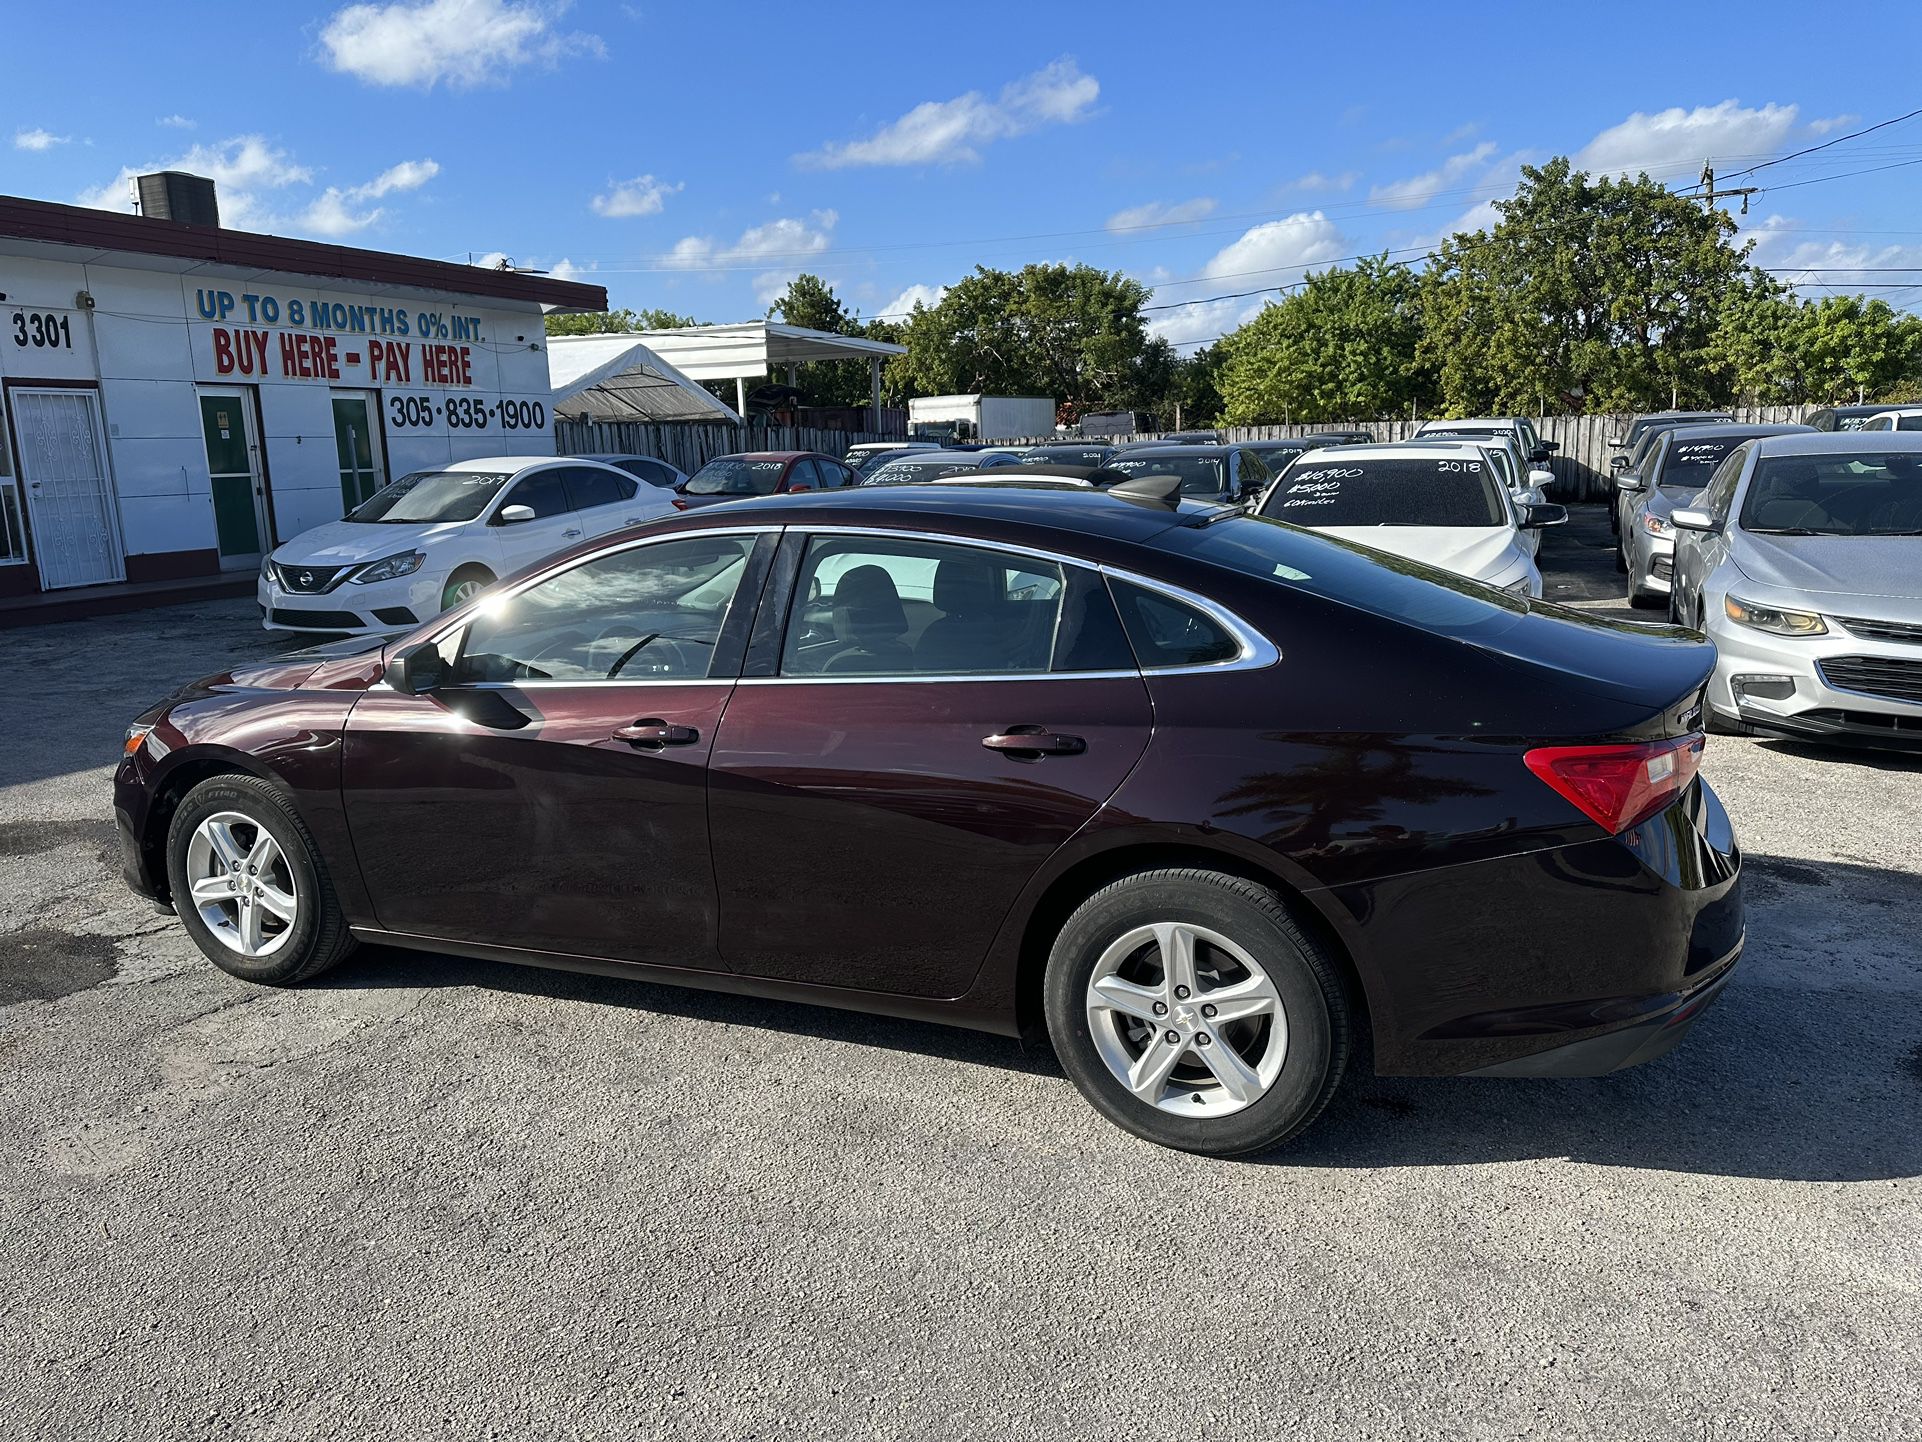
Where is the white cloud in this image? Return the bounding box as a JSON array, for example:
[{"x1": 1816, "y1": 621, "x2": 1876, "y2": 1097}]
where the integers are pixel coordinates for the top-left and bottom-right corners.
[
  {"x1": 1807, "y1": 114, "x2": 1859, "y2": 136},
  {"x1": 796, "y1": 58, "x2": 1097, "y2": 169},
  {"x1": 548, "y1": 257, "x2": 587, "y2": 282},
  {"x1": 14, "y1": 128, "x2": 69, "y2": 152},
  {"x1": 1575, "y1": 100, "x2": 1798, "y2": 179},
  {"x1": 1147, "y1": 211, "x2": 1347, "y2": 348},
  {"x1": 1369, "y1": 141, "x2": 1499, "y2": 209},
  {"x1": 356, "y1": 157, "x2": 440, "y2": 197},
  {"x1": 664, "y1": 210, "x2": 838, "y2": 270},
  {"x1": 1287, "y1": 170, "x2": 1358, "y2": 193},
  {"x1": 591, "y1": 174, "x2": 682, "y2": 218},
  {"x1": 77, "y1": 137, "x2": 436, "y2": 240},
  {"x1": 878, "y1": 282, "x2": 946, "y2": 317},
  {"x1": 1741, "y1": 213, "x2": 1922, "y2": 302},
  {"x1": 1105, "y1": 197, "x2": 1215, "y2": 232},
  {"x1": 318, "y1": 0, "x2": 603, "y2": 89},
  {"x1": 157, "y1": 114, "x2": 195, "y2": 130}
]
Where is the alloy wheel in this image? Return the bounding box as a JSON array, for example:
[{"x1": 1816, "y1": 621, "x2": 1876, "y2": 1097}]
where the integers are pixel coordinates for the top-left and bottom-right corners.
[
  {"x1": 444, "y1": 576, "x2": 487, "y2": 608},
  {"x1": 1085, "y1": 921, "x2": 1288, "y2": 1117},
  {"x1": 184, "y1": 812, "x2": 299, "y2": 958}
]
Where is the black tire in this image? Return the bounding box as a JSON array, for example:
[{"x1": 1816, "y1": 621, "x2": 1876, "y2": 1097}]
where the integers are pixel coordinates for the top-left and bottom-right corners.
[
  {"x1": 1614, "y1": 532, "x2": 1629, "y2": 573},
  {"x1": 440, "y1": 565, "x2": 495, "y2": 613},
  {"x1": 164, "y1": 774, "x2": 356, "y2": 986},
  {"x1": 1043, "y1": 868, "x2": 1352, "y2": 1157},
  {"x1": 1628, "y1": 587, "x2": 1662, "y2": 610}
]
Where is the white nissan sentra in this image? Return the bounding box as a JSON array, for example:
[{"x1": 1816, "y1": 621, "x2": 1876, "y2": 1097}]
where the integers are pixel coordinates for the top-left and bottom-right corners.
[
  {"x1": 1256, "y1": 443, "x2": 1561, "y2": 595},
  {"x1": 259, "y1": 456, "x2": 674, "y2": 636}
]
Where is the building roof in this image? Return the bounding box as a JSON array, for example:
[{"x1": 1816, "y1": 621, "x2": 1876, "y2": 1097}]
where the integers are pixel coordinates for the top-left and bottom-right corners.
[
  {"x1": 632, "y1": 321, "x2": 904, "y2": 382},
  {"x1": 0, "y1": 193, "x2": 607, "y2": 312},
  {"x1": 546, "y1": 335, "x2": 743, "y2": 424}
]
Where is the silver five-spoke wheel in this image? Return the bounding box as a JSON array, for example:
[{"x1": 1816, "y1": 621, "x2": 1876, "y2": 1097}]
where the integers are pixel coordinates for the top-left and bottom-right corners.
[
  {"x1": 1085, "y1": 921, "x2": 1288, "y2": 1117},
  {"x1": 185, "y1": 812, "x2": 299, "y2": 958}
]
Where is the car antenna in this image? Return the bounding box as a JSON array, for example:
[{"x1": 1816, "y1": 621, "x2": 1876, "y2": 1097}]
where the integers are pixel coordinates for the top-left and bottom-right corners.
[{"x1": 1106, "y1": 472, "x2": 1183, "y2": 508}]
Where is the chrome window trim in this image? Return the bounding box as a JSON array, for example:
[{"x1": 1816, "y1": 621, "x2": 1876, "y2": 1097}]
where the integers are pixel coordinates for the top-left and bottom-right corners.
[{"x1": 742, "y1": 524, "x2": 1279, "y2": 686}]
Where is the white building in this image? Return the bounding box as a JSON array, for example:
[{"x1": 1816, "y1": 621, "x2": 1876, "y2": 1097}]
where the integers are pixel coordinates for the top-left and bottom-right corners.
[{"x1": 0, "y1": 187, "x2": 604, "y2": 602}]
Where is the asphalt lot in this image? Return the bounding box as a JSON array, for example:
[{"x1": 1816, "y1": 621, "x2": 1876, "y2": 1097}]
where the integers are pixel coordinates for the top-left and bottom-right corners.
[{"x1": 2, "y1": 506, "x2": 1918, "y2": 1441}]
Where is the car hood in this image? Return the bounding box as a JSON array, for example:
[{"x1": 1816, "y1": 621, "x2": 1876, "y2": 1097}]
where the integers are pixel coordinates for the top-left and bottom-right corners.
[
  {"x1": 272, "y1": 519, "x2": 467, "y2": 565},
  {"x1": 1313, "y1": 525, "x2": 1522, "y2": 581},
  {"x1": 1733, "y1": 532, "x2": 1922, "y2": 602},
  {"x1": 217, "y1": 636, "x2": 389, "y2": 693}
]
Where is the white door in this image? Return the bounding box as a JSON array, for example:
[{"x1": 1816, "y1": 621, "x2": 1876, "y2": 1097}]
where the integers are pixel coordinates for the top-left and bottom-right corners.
[
  {"x1": 12, "y1": 388, "x2": 124, "y2": 589},
  {"x1": 197, "y1": 387, "x2": 272, "y2": 571}
]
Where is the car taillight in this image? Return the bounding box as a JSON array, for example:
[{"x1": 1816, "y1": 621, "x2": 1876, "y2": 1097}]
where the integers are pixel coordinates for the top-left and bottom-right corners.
[
  {"x1": 1523, "y1": 734, "x2": 1704, "y2": 834},
  {"x1": 671, "y1": 498, "x2": 690, "y2": 511}
]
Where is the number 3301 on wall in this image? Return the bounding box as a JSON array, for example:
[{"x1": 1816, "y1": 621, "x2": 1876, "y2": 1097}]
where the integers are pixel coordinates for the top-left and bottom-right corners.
[{"x1": 9, "y1": 312, "x2": 74, "y2": 349}]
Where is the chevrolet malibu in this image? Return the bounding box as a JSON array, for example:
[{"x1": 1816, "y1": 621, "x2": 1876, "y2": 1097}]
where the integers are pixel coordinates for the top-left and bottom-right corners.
[
  {"x1": 120, "y1": 482, "x2": 1742, "y2": 1156},
  {"x1": 1669, "y1": 431, "x2": 1922, "y2": 748},
  {"x1": 260, "y1": 456, "x2": 672, "y2": 636}
]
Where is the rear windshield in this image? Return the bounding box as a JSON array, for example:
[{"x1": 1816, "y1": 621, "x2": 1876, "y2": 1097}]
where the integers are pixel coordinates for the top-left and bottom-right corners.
[
  {"x1": 349, "y1": 471, "x2": 510, "y2": 523},
  {"x1": 1106, "y1": 454, "x2": 1225, "y2": 497},
  {"x1": 1021, "y1": 446, "x2": 1112, "y2": 466},
  {"x1": 864, "y1": 456, "x2": 979, "y2": 485},
  {"x1": 684, "y1": 458, "x2": 788, "y2": 496},
  {"x1": 1262, "y1": 456, "x2": 1505, "y2": 526},
  {"x1": 1740, "y1": 452, "x2": 1922, "y2": 536},
  {"x1": 1656, "y1": 436, "x2": 1746, "y2": 494}
]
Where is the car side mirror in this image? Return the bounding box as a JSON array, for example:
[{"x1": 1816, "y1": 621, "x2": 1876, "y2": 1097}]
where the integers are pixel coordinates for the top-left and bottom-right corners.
[
  {"x1": 1528, "y1": 468, "x2": 1555, "y2": 487},
  {"x1": 1609, "y1": 456, "x2": 1630, "y2": 472},
  {"x1": 1528, "y1": 446, "x2": 1553, "y2": 463},
  {"x1": 1539, "y1": 440, "x2": 1559, "y2": 454},
  {"x1": 497, "y1": 504, "x2": 536, "y2": 525},
  {"x1": 387, "y1": 640, "x2": 444, "y2": 695},
  {"x1": 1615, "y1": 474, "x2": 1646, "y2": 492},
  {"x1": 1670, "y1": 507, "x2": 1721, "y2": 534},
  {"x1": 1520, "y1": 502, "x2": 1567, "y2": 530}
]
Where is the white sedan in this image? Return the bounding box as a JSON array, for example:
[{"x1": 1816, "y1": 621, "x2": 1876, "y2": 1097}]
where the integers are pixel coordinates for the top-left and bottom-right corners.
[
  {"x1": 1256, "y1": 444, "x2": 1561, "y2": 596},
  {"x1": 259, "y1": 456, "x2": 673, "y2": 636}
]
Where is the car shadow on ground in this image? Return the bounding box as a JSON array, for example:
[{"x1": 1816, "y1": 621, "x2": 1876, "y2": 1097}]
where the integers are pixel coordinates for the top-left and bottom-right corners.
[{"x1": 319, "y1": 852, "x2": 1921, "y2": 1185}]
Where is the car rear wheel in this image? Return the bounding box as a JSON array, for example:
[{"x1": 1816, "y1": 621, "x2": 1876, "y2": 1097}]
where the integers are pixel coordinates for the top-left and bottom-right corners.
[
  {"x1": 441, "y1": 565, "x2": 495, "y2": 612},
  {"x1": 1044, "y1": 868, "x2": 1351, "y2": 1157},
  {"x1": 165, "y1": 775, "x2": 356, "y2": 986}
]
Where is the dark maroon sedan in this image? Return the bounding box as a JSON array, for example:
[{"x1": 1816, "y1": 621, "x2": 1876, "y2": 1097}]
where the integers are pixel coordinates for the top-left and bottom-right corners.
[
  {"x1": 115, "y1": 483, "x2": 1743, "y2": 1156},
  {"x1": 671, "y1": 451, "x2": 858, "y2": 511}
]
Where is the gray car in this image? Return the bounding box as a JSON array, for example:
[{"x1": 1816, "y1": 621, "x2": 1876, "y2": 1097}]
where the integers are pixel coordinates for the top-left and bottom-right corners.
[
  {"x1": 1616, "y1": 423, "x2": 1814, "y2": 607},
  {"x1": 1668, "y1": 432, "x2": 1922, "y2": 747}
]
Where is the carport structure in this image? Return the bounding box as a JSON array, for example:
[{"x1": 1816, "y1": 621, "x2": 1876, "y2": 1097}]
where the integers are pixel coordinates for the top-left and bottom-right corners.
[
  {"x1": 633, "y1": 321, "x2": 905, "y2": 419},
  {"x1": 545, "y1": 335, "x2": 744, "y2": 424}
]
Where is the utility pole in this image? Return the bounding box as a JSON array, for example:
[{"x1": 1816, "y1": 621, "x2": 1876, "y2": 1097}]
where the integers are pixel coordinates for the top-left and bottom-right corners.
[{"x1": 1694, "y1": 160, "x2": 1759, "y2": 215}]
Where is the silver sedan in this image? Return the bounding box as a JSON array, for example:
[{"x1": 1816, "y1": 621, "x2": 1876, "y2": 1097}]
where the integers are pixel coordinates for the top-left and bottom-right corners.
[{"x1": 1669, "y1": 432, "x2": 1922, "y2": 748}]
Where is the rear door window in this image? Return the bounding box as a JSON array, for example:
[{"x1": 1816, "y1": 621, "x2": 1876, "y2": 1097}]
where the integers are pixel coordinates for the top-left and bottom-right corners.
[
  {"x1": 1110, "y1": 581, "x2": 1241, "y2": 669},
  {"x1": 562, "y1": 466, "x2": 638, "y2": 511}
]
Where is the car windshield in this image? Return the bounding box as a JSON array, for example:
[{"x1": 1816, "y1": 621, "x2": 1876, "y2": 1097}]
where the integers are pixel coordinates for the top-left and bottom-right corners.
[
  {"x1": 864, "y1": 456, "x2": 979, "y2": 485},
  {"x1": 1739, "y1": 452, "x2": 1922, "y2": 535},
  {"x1": 348, "y1": 470, "x2": 511, "y2": 524},
  {"x1": 1106, "y1": 454, "x2": 1225, "y2": 497},
  {"x1": 1657, "y1": 436, "x2": 1750, "y2": 496},
  {"x1": 683, "y1": 458, "x2": 789, "y2": 496},
  {"x1": 1262, "y1": 456, "x2": 1506, "y2": 526}
]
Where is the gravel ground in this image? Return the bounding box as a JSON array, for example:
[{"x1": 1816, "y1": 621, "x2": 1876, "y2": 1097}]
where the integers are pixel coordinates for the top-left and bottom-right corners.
[{"x1": 2, "y1": 509, "x2": 1918, "y2": 1441}]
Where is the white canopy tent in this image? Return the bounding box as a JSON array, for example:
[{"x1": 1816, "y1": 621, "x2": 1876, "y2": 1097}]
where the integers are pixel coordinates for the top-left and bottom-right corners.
[
  {"x1": 633, "y1": 321, "x2": 906, "y2": 416},
  {"x1": 545, "y1": 335, "x2": 744, "y2": 424}
]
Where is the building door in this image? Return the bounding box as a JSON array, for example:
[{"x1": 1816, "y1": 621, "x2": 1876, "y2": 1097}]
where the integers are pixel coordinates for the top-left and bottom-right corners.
[
  {"x1": 11, "y1": 387, "x2": 124, "y2": 590},
  {"x1": 197, "y1": 388, "x2": 271, "y2": 571},
  {"x1": 331, "y1": 391, "x2": 385, "y2": 511}
]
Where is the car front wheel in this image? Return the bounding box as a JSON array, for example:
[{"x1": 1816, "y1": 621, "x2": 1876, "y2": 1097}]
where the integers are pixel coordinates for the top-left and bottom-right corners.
[
  {"x1": 164, "y1": 774, "x2": 356, "y2": 986},
  {"x1": 441, "y1": 565, "x2": 495, "y2": 612},
  {"x1": 1044, "y1": 868, "x2": 1352, "y2": 1157}
]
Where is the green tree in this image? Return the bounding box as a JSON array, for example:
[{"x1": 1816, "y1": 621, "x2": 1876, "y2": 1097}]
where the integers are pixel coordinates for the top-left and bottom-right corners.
[
  {"x1": 1165, "y1": 344, "x2": 1226, "y2": 428},
  {"x1": 1216, "y1": 256, "x2": 1433, "y2": 422},
  {"x1": 544, "y1": 306, "x2": 698, "y2": 337},
  {"x1": 1419, "y1": 157, "x2": 1750, "y2": 413},
  {"x1": 764, "y1": 273, "x2": 879, "y2": 407},
  {"x1": 1712, "y1": 278, "x2": 1922, "y2": 404},
  {"x1": 901, "y1": 263, "x2": 1169, "y2": 416}
]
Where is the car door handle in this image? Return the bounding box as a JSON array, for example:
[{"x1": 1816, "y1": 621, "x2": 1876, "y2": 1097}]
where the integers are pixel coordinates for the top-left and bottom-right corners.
[
  {"x1": 562, "y1": 527, "x2": 583, "y2": 539},
  {"x1": 613, "y1": 720, "x2": 699, "y2": 748},
  {"x1": 982, "y1": 726, "x2": 1085, "y2": 758}
]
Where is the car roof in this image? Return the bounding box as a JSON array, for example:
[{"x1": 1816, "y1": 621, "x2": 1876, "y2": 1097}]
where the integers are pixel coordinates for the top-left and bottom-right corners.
[
  {"x1": 713, "y1": 450, "x2": 810, "y2": 462},
  {"x1": 1870, "y1": 406, "x2": 1922, "y2": 416},
  {"x1": 1747, "y1": 432, "x2": 1922, "y2": 455},
  {"x1": 1660, "y1": 422, "x2": 1814, "y2": 443},
  {"x1": 431, "y1": 456, "x2": 559, "y2": 472},
  {"x1": 1289, "y1": 443, "x2": 1470, "y2": 462},
  {"x1": 1110, "y1": 444, "x2": 1235, "y2": 458}
]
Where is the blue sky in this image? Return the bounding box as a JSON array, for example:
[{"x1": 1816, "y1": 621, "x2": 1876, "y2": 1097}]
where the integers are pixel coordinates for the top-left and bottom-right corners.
[{"x1": 7, "y1": 0, "x2": 1922, "y2": 350}]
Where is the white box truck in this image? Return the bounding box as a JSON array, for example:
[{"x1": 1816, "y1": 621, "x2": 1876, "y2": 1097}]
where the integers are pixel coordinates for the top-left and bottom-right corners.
[{"x1": 907, "y1": 394, "x2": 1056, "y2": 442}]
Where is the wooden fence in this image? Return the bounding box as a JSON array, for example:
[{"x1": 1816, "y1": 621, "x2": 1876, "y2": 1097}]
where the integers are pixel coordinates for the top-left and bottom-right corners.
[{"x1": 554, "y1": 418, "x2": 906, "y2": 473}]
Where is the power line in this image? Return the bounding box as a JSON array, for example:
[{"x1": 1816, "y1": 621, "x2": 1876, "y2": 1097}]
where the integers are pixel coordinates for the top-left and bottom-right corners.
[{"x1": 1723, "y1": 107, "x2": 1922, "y2": 182}]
